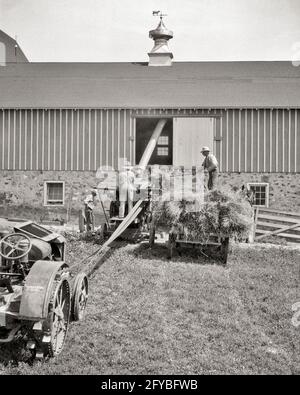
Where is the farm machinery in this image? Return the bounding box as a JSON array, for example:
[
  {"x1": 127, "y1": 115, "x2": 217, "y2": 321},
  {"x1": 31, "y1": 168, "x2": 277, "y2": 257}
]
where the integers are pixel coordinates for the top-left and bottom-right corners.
[
  {"x1": 0, "y1": 220, "x2": 88, "y2": 359},
  {"x1": 91, "y1": 118, "x2": 233, "y2": 264},
  {"x1": 96, "y1": 166, "x2": 231, "y2": 265}
]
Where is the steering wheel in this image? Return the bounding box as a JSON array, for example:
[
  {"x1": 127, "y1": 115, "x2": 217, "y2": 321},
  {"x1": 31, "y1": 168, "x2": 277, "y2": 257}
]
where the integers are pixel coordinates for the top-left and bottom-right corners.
[{"x1": 0, "y1": 233, "x2": 32, "y2": 260}]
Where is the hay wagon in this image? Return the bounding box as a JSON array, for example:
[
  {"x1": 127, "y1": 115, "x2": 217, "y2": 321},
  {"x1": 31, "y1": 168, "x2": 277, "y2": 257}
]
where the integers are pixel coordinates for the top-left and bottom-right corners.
[
  {"x1": 148, "y1": 189, "x2": 254, "y2": 265},
  {"x1": 148, "y1": 216, "x2": 230, "y2": 265},
  {"x1": 97, "y1": 175, "x2": 230, "y2": 265},
  {"x1": 95, "y1": 166, "x2": 250, "y2": 267}
]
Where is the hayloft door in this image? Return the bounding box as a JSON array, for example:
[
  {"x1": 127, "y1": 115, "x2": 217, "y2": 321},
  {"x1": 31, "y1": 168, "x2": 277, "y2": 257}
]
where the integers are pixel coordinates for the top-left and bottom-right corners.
[
  {"x1": 173, "y1": 118, "x2": 214, "y2": 167},
  {"x1": 135, "y1": 118, "x2": 173, "y2": 165}
]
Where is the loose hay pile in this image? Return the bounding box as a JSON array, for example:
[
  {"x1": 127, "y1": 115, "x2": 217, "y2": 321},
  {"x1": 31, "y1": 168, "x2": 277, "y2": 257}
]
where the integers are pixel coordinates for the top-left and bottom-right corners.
[{"x1": 151, "y1": 188, "x2": 254, "y2": 243}]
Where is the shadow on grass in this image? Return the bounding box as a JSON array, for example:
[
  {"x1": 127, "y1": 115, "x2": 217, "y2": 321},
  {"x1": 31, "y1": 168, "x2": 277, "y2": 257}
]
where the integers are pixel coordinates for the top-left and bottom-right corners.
[{"x1": 129, "y1": 242, "x2": 227, "y2": 267}]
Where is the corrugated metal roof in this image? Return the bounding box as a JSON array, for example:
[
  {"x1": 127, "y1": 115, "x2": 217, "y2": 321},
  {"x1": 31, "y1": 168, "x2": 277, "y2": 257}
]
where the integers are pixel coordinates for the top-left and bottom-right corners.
[{"x1": 0, "y1": 61, "x2": 299, "y2": 108}]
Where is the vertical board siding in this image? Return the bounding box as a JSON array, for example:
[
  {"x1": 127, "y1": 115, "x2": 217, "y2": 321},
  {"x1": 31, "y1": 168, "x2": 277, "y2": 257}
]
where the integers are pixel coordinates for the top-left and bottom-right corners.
[
  {"x1": 284, "y1": 110, "x2": 289, "y2": 173},
  {"x1": 0, "y1": 109, "x2": 133, "y2": 171},
  {"x1": 218, "y1": 108, "x2": 300, "y2": 173},
  {"x1": 0, "y1": 108, "x2": 299, "y2": 172},
  {"x1": 264, "y1": 110, "x2": 270, "y2": 172},
  {"x1": 215, "y1": 116, "x2": 221, "y2": 170},
  {"x1": 227, "y1": 110, "x2": 233, "y2": 171},
  {"x1": 278, "y1": 110, "x2": 283, "y2": 172},
  {"x1": 290, "y1": 110, "x2": 295, "y2": 173},
  {"x1": 296, "y1": 110, "x2": 300, "y2": 172}
]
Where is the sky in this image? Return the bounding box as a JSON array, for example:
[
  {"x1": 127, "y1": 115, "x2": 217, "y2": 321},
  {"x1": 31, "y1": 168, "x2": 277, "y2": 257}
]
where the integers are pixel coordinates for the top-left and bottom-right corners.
[{"x1": 0, "y1": 0, "x2": 300, "y2": 62}]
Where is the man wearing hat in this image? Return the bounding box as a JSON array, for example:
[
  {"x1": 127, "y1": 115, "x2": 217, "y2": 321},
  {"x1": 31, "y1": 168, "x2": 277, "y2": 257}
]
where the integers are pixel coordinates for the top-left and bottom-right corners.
[
  {"x1": 84, "y1": 188, "x2": 99, "y2": 232},
  {"x1": 201, "y1": 147, "x2": 219, "y2": 190}
]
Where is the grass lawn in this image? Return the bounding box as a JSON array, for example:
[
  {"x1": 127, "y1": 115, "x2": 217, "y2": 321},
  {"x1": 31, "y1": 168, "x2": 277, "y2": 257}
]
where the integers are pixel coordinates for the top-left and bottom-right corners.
[{"x1": 0, "y1": 241, "x2": 299, "y2": 375}]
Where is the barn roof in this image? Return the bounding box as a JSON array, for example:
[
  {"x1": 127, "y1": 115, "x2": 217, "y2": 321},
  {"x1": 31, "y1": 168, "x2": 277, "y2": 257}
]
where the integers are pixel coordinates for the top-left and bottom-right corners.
[{"x1": 0, "y1": 61, "x2": 299, "y2": 109}]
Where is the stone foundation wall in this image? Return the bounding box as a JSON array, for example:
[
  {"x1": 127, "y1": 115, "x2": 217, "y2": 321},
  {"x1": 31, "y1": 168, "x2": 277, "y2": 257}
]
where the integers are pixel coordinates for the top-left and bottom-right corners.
[
  {"x1": 0, "y1": 171, "x2": 101, "y2": 224},
  {"x1": 218, "y1": 173, "x2": 300, "y2": 212},
  {"x1": 0, "y1": 171, "x2": 299, "y2": 225}
]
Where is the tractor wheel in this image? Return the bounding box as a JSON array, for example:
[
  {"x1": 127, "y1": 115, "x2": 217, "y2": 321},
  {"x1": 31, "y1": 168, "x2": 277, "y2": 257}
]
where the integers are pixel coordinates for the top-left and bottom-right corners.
[
  {"x1": 71, "y1": 273, "x2": 89, "y2": 321},
  {"x1": 40, "y1": 278, "x2": 71, "y2": 358}
]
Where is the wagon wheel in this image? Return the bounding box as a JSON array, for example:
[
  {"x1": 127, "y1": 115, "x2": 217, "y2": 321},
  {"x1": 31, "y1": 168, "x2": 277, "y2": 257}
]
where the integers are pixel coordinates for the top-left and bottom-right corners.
[
  {"x1": 71, "y1": 273, "x2": 89, "y2": 321},
  {"x1": 41, "y1": 278, "x2": 71, "y2": 358},
  {"x1": 220, "y1": 237, "x2": 230, "y2": 266}
]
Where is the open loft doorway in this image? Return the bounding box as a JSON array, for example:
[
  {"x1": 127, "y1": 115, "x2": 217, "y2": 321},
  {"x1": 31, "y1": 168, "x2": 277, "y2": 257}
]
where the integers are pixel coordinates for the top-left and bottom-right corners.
[
  {"x1": 136, "y1": 118, "x2": 173, "y2": 165},
  {"x1": 135, "y1": 117, "x2": 215, "y2": 166}
]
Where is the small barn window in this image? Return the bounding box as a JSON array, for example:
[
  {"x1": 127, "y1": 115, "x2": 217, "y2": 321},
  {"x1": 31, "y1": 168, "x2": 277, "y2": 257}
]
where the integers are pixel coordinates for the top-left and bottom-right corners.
[
  {"x1": 44, "y1": 181, "x2": 65, "y2": 206},
  {"x1": 157, "y1": 147, "x2": 169, "y2": 156},
  {"x1": 247, "y1": 183, "x2": 269, "y2": 207},
  {"x1": 158, "y1": 136, "x2": 169, "y2": 145}
]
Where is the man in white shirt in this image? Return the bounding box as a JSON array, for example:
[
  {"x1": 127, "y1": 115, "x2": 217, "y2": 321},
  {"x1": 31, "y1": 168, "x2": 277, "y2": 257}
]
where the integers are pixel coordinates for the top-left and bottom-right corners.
[
  {"x1": 118, "y1": 165, "x2": 135, "y2": 218},
  {"x1": 201, "y1": 146, "x2": 219, "y2": 190}
]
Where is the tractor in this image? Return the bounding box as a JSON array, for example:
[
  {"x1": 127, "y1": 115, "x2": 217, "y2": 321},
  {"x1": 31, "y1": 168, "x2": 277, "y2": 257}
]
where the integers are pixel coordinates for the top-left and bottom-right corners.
[{"x1": 0, "y1": 220, "x2": 88, "y2": 359}]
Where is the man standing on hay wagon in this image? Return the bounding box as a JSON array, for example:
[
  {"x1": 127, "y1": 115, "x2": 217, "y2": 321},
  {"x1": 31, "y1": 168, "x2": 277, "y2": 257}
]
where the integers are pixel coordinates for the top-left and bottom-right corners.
[{"x1": 201, "y1": 146, "x2": 219, "y2": 190}]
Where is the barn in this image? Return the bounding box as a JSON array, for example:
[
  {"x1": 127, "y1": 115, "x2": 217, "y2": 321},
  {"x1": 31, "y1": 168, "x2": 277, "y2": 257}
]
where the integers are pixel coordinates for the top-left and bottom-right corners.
[{"x1": 0, "y1": 19, "x2": 299, "y2": 223}]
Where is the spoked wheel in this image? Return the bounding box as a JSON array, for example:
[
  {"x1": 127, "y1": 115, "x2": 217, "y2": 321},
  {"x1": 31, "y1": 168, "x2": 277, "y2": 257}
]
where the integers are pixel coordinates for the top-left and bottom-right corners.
[
  {"x1": 71, "y1": 273, "x2": 89, "y2": 321},
  {"x1": 42, "y1": 278, "x2": 71, "y2": 358}
]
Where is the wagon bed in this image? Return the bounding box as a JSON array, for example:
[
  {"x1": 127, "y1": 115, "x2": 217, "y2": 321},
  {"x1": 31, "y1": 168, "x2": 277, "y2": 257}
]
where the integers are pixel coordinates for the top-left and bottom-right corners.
[{"x1": 149, "y1": 221, "x2": 230, "y2": 265}]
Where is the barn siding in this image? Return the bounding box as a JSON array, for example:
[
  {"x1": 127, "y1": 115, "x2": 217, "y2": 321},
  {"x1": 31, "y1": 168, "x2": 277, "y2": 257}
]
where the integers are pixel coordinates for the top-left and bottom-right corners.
[
  {"x1": 216, "y1": 108, "x2": 300, "y2": 173},
  {"x1": 0, "y1": 109, "x2": 133, "y2": 171},
  {"x1": 0, "y1": 108, "x2": 299, "y2": 172}
]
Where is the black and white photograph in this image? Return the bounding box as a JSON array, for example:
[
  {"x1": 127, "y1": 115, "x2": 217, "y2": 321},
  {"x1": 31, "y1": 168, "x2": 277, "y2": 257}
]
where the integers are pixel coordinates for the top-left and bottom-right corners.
[{"x1": 0, "y1": 0, "x2": 299, "y2": 378}]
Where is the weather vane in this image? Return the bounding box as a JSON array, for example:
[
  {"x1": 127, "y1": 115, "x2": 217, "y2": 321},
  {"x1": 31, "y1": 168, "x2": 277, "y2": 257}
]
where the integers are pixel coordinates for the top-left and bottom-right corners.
[{"x1": 152, "y1": 10, "x2": 168, "y2": 20}]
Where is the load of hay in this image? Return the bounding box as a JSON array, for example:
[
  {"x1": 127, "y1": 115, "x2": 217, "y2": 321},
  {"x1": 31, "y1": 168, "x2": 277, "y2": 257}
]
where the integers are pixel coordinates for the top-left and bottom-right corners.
[{"x1": 151, "y1": 188, "x2": 254, "y2": 243}]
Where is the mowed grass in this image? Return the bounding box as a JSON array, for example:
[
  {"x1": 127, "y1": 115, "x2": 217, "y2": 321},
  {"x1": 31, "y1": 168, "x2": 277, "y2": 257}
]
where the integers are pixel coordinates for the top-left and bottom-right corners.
[{"x1": 1, "y1": 242, "x2": 299, "y2": 375}]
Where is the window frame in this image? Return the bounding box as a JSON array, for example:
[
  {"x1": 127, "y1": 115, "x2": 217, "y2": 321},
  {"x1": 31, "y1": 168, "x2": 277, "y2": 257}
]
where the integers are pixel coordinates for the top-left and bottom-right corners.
[
  {"x1": 157, "y1": 146, "x2": 169, "y2": 156},
  {"x1": 44, "y1": 181, "x2": 65, "y2": 207},
  {"x1": 246, "y1": 182, "x2": 270, "y2": 208},
  {"x1": 158, "y1": 136, "x2": 169, "y2": 145}
]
